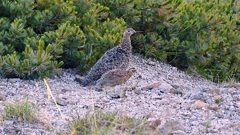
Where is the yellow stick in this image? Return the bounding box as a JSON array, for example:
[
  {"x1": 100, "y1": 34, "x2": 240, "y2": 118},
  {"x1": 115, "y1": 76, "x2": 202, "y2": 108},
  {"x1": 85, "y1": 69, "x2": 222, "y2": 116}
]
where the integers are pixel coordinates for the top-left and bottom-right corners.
[{"x1": 43, "y1": 78, "x2": 66, "y2": 123}]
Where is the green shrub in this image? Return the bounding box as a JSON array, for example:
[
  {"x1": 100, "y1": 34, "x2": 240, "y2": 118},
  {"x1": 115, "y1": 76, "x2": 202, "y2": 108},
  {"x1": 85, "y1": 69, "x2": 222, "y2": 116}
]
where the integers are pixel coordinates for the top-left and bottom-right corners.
[
  {"x1": 0, "y1": 0, "x2": 126, "y2": 78},
  {"x1": 98, "y1": 0, "x2": 240, "y2": 81}
]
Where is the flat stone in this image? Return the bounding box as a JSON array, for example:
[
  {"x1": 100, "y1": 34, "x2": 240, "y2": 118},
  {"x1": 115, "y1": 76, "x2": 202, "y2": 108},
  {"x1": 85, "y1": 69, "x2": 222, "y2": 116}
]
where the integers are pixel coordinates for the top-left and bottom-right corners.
[
  {"x1": 8, "y1": 78, "x2": 19, "y2": 83},
  {"x1": 158, "y1": 120, "x2": 184, "y2": 134},
  {"x1": 6, "y1": 91, "x2": 14, "y2": 97},
  {"x1": 236, "y1": 102, "x2": 240, "y2": 108},
  {"x1": 147, "y1": 60, "x2": 156, "y2": 66},
  {"x1": 55, "y1": 97, "x2": 67, "y2": 106},
  {"x1": 141, "y1": 82, "x2": 161, "y2": 91},
  {"x1": 147, "y1": 119, "x2": 161, "y2": 130},
  {"x1": 209, "y1": 104, "x2": 219, "y2": 111},
  {"x1": 171, "y1": 84, "x2": 180, "y2": 89},
  {"x1": 107, "y1": 88, "x2": 126, "y2": 99},
  {"x1": 169, "y1": 88, "x2": 183, "y2": 95},
  {"x1": 192, "y1": 100, "x2": 209, "y2": 108},
  {"x1": 75, "y1": 75, "x2": 84, "y2": 83},
  {"x1": 134, "y1": 89, "x2": 142, "y2": 94},
  {"x1": 0, "y1": 94, "x2": 6, "y2": 101},
  {"x1": 4, "y1": 120, "x2": 14, "y2": 126},
  {"x1": 171, "y1": 130, "x2": 187, "y2": 135}
]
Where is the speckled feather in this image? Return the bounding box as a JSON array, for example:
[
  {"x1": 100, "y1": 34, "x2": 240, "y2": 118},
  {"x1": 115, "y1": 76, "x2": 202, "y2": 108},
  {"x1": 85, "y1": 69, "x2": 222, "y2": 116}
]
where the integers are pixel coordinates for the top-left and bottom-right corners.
[
  {"x1": 81, "y1": 28, "x2": 136, "y2": 86},
  {"x1": 96, "y1": 68, "x2": 137, "y2": 87}
]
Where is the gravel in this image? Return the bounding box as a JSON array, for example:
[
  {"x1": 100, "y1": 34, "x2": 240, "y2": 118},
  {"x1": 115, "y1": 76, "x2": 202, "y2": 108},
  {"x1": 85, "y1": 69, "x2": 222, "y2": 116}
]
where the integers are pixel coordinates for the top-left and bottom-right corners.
[{"x1": 0, "y1": 55, "x2": 239, "y2": 135}]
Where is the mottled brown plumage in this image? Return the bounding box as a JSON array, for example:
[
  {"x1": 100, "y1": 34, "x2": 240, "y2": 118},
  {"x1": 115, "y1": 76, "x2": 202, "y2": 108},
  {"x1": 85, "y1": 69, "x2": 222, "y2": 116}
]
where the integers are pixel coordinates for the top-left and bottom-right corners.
[
  {"x1": 81, "y1": 28, "x2": 136, "y2": 86},
  {"x1": 96, "y1": 68, "x2": 137, "y2": 87}
]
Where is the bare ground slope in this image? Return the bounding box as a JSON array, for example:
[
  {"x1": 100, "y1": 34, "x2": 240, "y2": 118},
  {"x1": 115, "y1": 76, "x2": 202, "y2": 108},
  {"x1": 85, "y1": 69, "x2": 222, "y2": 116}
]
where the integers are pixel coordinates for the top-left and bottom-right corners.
[{"x1": 0, "y1": 55, "x2": 239, "y2": 134}]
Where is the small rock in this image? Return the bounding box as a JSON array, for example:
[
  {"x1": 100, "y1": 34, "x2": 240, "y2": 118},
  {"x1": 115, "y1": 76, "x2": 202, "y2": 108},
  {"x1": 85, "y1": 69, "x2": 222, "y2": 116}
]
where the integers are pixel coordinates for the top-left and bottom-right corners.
[
  {"x1": 211, "y1": 89, "x2": 220, "y2": 95},
  {"x1": 4, "y1": 120, "x2": 14, "y2": 126},
  {"x1": 31, "y1": 132, "x2": 37, "y2": 135},
  {"x1": 56, "y1": 68, "x2": 63, "y2": 77},
  {"x1": 55, "y1": 97, "x2": 67, "y2": 106},
  {"x1": 75, "y1": 75, "x2": 84, "y2": 83},
  {"x1": 147, "y1": 119, "x2": 161, "y2": 130},
  {"x1": 141, "y1": 82, "x2": 161, "y2": 91},
  {"x1": 0, "y1": 93, "x2": 6, "y2": 101},
  {"x1": 6, "y1": 91, "x2": 14, "y2": 97},
  {"x1": 229, "y1": 106, "x2": 235, "y2": 111},
  {"x1": 107, "y1": 88, "x2": 126, "y2": 99},
  {"x1": 171, "y1": 130, "x2": 187, "y2": 135},
  {"x1": 171, "y1": 84, "x2": 180, "y2": 89},
  {"x1": 209, "y1": 104, "x2": 219, "y2": 111},
  {"x1": 134, "y1": 89, "x2": 142, "y2": 94},
  {"x1": 236, "y1": 102, "x2": 240, "y2": 108},
  {"x1": 61, "y1": 88, "x2": 72, "y2": 93},
  {"x1": 158, "y1": 98, "x2": 170, "y2": 105},
  {"x1": 147, "y1": 60, "x2": 156, "y2": 66},
  {"x1": 192, "y1": 100, "x2": 209, "y2": 108},
  {"x1": 142, "y1": 80, "x2": 175, "y2": 93},
  {"x1": 169, "y1": 89, "x2": 183, "y2": 95},
  {"x1": 93, "y1": 86, "x2": 103, "y2": 92},
  {"x1": 158, "y1": 120, "x2": 184, "y2": 134},
  {"x1": 8, "y1": 78, "x2": 19, "y2": 83},
  {"x1": 189, "y1": 92, "x2": 206, "y2": 102},
  {"x1": 18, "y1": 117, "x2": 23, "y2": 122}
]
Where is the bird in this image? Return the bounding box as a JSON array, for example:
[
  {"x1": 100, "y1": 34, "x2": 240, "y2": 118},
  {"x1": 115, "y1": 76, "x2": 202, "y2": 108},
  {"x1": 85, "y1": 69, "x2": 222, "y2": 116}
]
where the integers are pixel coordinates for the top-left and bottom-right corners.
[
  {"x1": 95, "y1": 67, "x2": 137, "y2": 87},
  {"x1": 81, "y1": 28, "x2": 136, "y2": 86}
]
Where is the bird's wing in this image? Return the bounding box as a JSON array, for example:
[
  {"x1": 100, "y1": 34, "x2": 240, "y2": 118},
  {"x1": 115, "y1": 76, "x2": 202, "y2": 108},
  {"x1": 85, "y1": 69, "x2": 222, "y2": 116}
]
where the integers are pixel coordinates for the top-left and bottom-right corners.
[
  {"x1": 101, "y1": 70, "x2": 126, "y2": 80},
  {"x1": 88, "y1": 47, "x2": 129, "y2": 76}
]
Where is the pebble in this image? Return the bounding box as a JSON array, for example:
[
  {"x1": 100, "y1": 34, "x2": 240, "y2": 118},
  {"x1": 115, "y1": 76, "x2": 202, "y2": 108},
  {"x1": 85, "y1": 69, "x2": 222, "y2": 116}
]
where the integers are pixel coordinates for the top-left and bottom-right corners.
[
  {"x1": 192, "y1": 100, "x2": 209, "y2": 108},
  {"x1": 55, "y1": 97, "x2": 67, "y2": 106},
  {"x1": 147, "y1": 60, "x2": 156, "y2": 66},
  {"x1": 3, "y1": 120, "x2": 14, "y2": 126},
  {"x1": 0, "y1": 93, "x2": 6, "y2": 101},
  {"x1": 229, "y1": 106, "x2": 235, "y2": 111},
  {"x1": 236, "y1": 102, "x2": 240, "y2": 108},
  {"x1": 209, "y1": 104, "x2": 219, "y2": 111},
  {"x1": 8, "y1": 78, "x2": 19, "y2": 83},
  {"x1": 158, "y1": 120, "x2": 184, "y2": 134}
]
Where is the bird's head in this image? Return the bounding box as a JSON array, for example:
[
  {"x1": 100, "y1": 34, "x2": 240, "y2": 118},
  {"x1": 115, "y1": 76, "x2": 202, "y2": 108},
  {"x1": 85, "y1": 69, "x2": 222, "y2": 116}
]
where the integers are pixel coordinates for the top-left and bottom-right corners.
[
  {"x1": 123, "y1": 28, "x2": 136, "y2": 37},
  {"x1": 128, "y1": 67, "x2": 137, "y2": 75}
]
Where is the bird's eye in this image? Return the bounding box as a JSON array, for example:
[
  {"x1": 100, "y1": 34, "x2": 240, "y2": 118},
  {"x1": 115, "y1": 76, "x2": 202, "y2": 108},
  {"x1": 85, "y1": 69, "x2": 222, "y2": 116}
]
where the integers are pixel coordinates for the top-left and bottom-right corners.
[{"x1": 128, "y1": 31, "x2": 130, "y2": 32}]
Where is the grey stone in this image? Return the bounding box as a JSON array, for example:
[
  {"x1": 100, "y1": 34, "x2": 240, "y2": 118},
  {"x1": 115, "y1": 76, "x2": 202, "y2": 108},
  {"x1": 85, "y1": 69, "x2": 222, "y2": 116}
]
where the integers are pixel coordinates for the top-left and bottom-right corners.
[
  {"x1": 4, "y1": 120, "x2": 14, "y2": 126},
  {"x1": 158, "y1": 120, "x2": 184, "y2": 134},
  {"x1": 229, "y1": 106, "x2": 235, "y2": 111},
  {"x1": 55, "y1": 97, "x2": 67, "y2": 106},
  {"x1": 8, "y1": 78, "x2": 19, "y2": 83},
  {"x1": 171, "y1": 130, "x2": 187, "y2": 135},
  {"x1": 6, "y1": 91, "x2": 14, "y2": 96}
]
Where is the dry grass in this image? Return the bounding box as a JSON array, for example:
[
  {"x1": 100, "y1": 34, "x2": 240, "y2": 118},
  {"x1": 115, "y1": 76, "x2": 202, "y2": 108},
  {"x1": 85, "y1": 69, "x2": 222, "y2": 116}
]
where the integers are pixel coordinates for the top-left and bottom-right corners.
[
  {"x1": 1, "y1": 99, "x2": 37, "y2": 122},
  {"x1": 67, "y1": 110, "x2": 161, "y2": 135}
]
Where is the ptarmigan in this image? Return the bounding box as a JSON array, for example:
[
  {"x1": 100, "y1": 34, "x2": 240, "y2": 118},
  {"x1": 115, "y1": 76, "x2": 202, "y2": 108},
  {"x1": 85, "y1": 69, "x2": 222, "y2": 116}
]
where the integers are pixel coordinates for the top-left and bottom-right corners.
[
  {"x1": 81, "y1": 28, "x2": 136, "y2": 86},
  {"x1": 96, "y1": 68, "x2": 137, "y2": 87}
]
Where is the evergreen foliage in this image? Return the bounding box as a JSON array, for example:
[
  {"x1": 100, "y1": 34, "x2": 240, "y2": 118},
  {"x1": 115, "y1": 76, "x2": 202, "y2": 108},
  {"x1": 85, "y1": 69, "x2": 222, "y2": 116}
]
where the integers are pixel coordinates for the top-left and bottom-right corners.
[
  {"x1": 0, "y1": 0, "x2": 239, "y2": 81},
  {"x1": 98, "y1": 0, "x2": 240, "y2": 81}
]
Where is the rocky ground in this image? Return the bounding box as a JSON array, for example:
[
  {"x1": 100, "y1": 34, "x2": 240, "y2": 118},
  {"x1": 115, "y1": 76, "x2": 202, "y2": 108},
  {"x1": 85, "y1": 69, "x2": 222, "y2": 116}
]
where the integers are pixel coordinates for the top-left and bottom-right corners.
[{"x1": 0, "y1": 55, "x2": 239, "y2": 135}]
